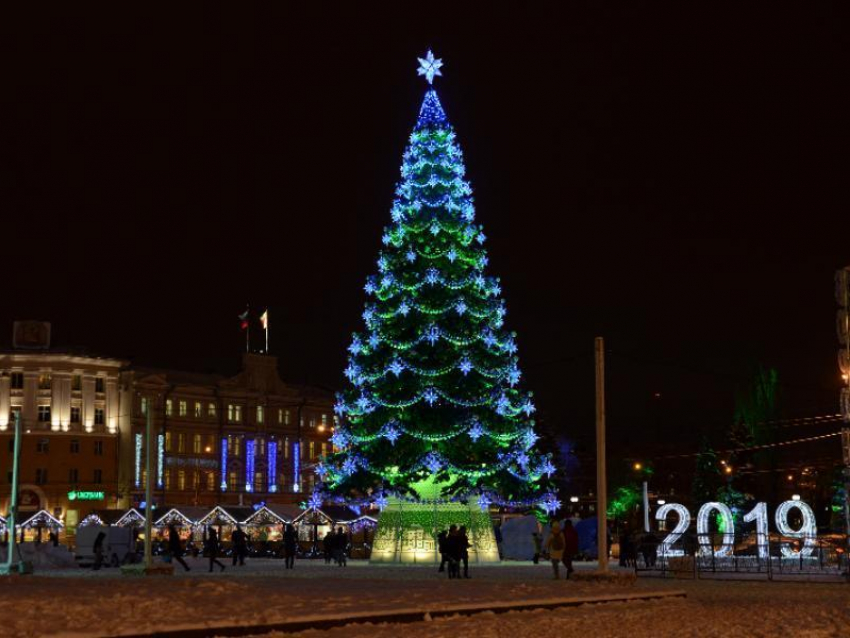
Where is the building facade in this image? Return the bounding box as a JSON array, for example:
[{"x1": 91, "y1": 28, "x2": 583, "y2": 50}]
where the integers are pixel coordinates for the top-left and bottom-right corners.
[
  {"x1": 0, "y1": 349, "x2": 126, "y2": 530},
  {"x1": 1, "y1": 325, "x2": 334, "y2": 533},
  {"x1": 120, "y1": 353, "x2": 335, "y2": 511}
]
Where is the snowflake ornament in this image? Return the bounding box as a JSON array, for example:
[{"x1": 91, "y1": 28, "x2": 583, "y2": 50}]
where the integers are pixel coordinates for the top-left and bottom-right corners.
[{"x1": 417, "y1": 49, "x2": 444, "y2": 85}]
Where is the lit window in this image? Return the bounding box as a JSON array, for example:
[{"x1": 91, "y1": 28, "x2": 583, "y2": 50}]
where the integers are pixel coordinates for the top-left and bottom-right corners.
[
  {"x1": 208, "y1": 403, "x2": 216, "y2": 418},
  {"x1": 257, "y1": 406, "x2": 264, "y2": 425},
  {"x1": 194, "y1": 402, "x2": 202, "y2": 418},
  {"x1": 254, "y1": 472, "x2": 263, "y2": 493},
  {"x1": 37, "y1": 405, "x2": 51, "y2": 423},
  {"x1": 206, "y1": 471, "x2": 215, "y2": 491},
  {"x1": 165, "y1": 432, "x2": 172, "y2": 452},
  {"x1": 228, "y1": 471, "x2": 237, "y2": 491},
  {"x1": 321, "y1": 413, "x2": 328, "y2": 427},
  {"x1": 178, "y1": 433, "x2": 185, "y2": 453},
  {"x1": 193, "y1": 434, "x2": 201, "y2": 454},
  {"x1": 309, "y1": 441, "x2": 315, "y2": 459},
  {"x1": 164, "y1": 470, "x2": 171, "y2": 489},
  {"x1": 178, "y1": 470, "x2": 186, "y2": 491},
  {"x1": 233, "y1": 436, "x2": 241, "y2": 457},
  {"x1": 141, "y1": 397, "x2": 148, "y2": 415},
  {"x1": 278, "y1": 408, "x2": 283, "y2": 424},
  {"x1": 309, "y1": 418, "x2": 316, "y2": 429},
  {"x1": 166, "y1": 399, "x2": 173, "y2": 416},
  {"x1": 284, "y1": 436, "x2": 289, "y2": 458},
  {"x1": 179, "y1": 400, "x2": 187, "y2": 417},
  {"x1": 257, "y1": 438, "x2": 265, "y2": 456},
  {"x1": 38, "y1": 374, "x2": 51, "y2": 390},
  {"x1": 321, "y1": 443, "x2": 328, "y2": 457},
  {"x1": 285, "y1": 410, "x2": 291, "y2": 425},
  {"x1": 228, "y1": 404, "x2": 243, "y2": 423}
]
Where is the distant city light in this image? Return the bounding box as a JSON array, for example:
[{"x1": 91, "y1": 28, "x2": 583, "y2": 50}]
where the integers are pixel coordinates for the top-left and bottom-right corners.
[{"x1": 569, "y1": 496, "x2": 579, "y2": 503}]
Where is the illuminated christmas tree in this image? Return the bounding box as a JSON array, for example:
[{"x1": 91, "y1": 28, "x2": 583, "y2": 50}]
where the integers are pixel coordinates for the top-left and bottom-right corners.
[{"x1": 317, "y1": 51, "x2": 558, "y2": 563}]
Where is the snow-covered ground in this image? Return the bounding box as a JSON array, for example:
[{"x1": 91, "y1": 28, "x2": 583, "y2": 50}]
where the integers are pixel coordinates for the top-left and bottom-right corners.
[{"x1": 0, "y1": 558, "x2": 846, "y2": 637}]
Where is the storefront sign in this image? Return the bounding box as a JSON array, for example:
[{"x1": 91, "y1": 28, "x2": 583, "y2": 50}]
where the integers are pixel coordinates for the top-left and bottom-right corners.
[{"x1": 67, "y1": 490, "x2": 105, "y2": 501}]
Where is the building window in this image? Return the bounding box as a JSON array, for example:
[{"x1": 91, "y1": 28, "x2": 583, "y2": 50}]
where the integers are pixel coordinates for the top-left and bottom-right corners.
[
  {"x1": 285, "y1": 410, "x2": 291, "y2": 425},
  {"x1": 321, "y1": 442, "x2": 328, "y2": 457},
  {"x1": 193, "y1": 470, "x2": 200, "y2": 490},
  {"x1": 71, "y1": 406, "x2": 81, "y2": 423},
  {"x1": 178, "y1": 433, "x2": 186, "y2": 453},
  {"x1": 309, "y1": 441, "x2": 315, "y2": 459},
  {"x1": 194, "y1": 401, "x2": 202, "y2": 418},
  {"x1": 206, "y1": 471, "x2": 215, "y2": 491},
  {"x1": 284, "y1": 437, "x2": 289, "y2": 459},
  {"x1": 206, "y1": 434, "x2": 215, "y2": 453},
  {"x1": 227, "y1": 404, "x2": 242, "y2": 423},
  {"x1": 233, "y1": 436, "x2": 241, "y2": 457},
  {"x1": 278, "y1": 408, "x2": 283, "y2": 424},
  {"x1": 257, "y1": 438, "x2": 265, "y2": 456},
  {"x1": 309, "y1": 417, "x2": 316, "y2": 429},
  {"x1": 321, "y1": 413, "x2": 328, "y2": 428},
  {"x1": 10, "y1": 372, "x2": 24, "y2": 389},
  {"x1": 72, "y1": 375, "x2": 81, "y2": 391},
  {"x1": 35, "y1": 468, "x2": 48, "y2": 484},
  {"x1": 228, "y1": 471, "x2": 237, "y2": 491},
  {"x1": 165, "y1": 432, "x2": 172, "y2": 452},
  {"x1": 208, "y1": 403, "x2": 216, "y2": 418},
  {"x1": 37, "y1": 438, "x2": 49, "y2": 453},
  {"x1": 94, "y1": 408, "x2": 104, "y2": 425},
  {"x1": 38, "y1": 374, "x2": 51, "y2": 390},
  {"x1": 166, "y1": 399, "x2": 173, "y2": 416},
  {"x1": 94, "y1": 440, "x2": 103, "y2": 456},
  {"x1": 93, "y1": 469, "x2": 103, "y2": 484},
  {"x1": 164, "y1": 470, "x2": 171, "y2": 489},
  {"x1": 95, "y1": 377, "x2": 105, "y2": 393},
  {"x1": 141, "y1": 397, "x2": 148, "y2": 415},
  {"x1": 177, "y1": 470, "x2": 186, "y2": 491},
  {"x1": 70, "y1": 439, "x2": 80, "y2": 454},
  {"x1": 69, "y1": 468, "x2": 78, "y2": 483},
  {"x1": 193, "y1": 434, "x2": 202, "y2": 454},
  {"x1": 179, "y1": 400, "x2": 187, "y2": 417},
  {"x1": 254, "y1": 472, "x2": 263, "y2": 493},
  {"x1": 37, "y1": 405, "x2": 51, "y2": 423},
  {"x1": 257, "y1": 406, "x2": 264, "y2": 425}
]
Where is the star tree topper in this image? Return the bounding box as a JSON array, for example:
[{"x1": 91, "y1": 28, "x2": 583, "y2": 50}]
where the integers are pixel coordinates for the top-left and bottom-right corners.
[{"x1": 417, "y1": 49, "x2": 444, "y2": 84}]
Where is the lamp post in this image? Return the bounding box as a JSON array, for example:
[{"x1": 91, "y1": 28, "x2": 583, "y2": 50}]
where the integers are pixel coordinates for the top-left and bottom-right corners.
[{"x1": 0, "y1": 412, "x2": 22, "y2": 575}]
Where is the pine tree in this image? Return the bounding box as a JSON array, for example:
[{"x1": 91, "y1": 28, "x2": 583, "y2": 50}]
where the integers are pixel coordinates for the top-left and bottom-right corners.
[{"x1": 318, "y1": 52, "x2": 556, "y2": 520}]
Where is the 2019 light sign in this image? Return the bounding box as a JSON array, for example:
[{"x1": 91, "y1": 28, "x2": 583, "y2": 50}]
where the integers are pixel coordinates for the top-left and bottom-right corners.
[{"x1": 656, "y1": 500, "x2": 818, "y2": 559}]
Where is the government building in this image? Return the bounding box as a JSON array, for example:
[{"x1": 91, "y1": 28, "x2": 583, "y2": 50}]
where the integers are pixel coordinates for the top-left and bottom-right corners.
[{"x1": 0, "y1": 321, "x2": 334, "y2": 534}]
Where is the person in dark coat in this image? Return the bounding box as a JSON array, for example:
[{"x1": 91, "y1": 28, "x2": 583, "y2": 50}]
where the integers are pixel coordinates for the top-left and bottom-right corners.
[
  {"x1": 92, "y1": 531, "x2": 106, "y2": 571},
  {"x1": 437, "y1": 529, "x2": 448, "y2": 572},
  {"x1": 231, "y1": 524, "x2": 247, "y2": 566},
  {"x1": 562, "y1": 519, "x2": 579, "y2": 578},
  {"x1": 445, "y1": 525, "x2": 461, "y2": 579},
  {"x1": 323, "y1": 530, "x2": 333, "y2": 564},
  {"x1": 640, "y1": 531, "x2": 659, "y2": 568},
  {"x1": 459, "y1": 526, "x2": 471, "y2": 579},
  {"x1": 333, "y1": 527, "x2": 347, "y2": 566},
  {"x1": 283, "y1": 524, "x2": 297, "y2": 569},
  {"x1": 168, "y1": 524, "x2": 190, "y2": 571},
  {"x1": 206, "y1": 527, "x2": 226, "y2": 573}
]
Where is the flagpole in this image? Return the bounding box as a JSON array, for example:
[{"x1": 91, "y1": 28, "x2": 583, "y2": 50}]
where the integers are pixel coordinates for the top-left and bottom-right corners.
[{"x1": 265, "y1": 311, "x2": 269, "y2": 353}]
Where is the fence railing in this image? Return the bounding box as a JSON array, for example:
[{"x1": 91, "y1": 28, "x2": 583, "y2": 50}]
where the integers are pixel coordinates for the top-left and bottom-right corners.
[{"x1": 631, "y1": 531, "x2": 849, "y2": 581}]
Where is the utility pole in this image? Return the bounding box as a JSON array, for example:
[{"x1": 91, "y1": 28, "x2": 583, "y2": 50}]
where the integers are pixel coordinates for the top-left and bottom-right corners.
[
  {"x1": 1, "y1": 412, "x2": 22, "y2": 575},
  {"x1": 144, "y1": 403, "x2": 153, "y2": 570},
  {"x1": 595, "y1": 337, "x2": 608, "y2": 571}
]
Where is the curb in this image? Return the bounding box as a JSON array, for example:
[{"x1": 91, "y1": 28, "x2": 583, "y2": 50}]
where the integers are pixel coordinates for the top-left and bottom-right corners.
[{"x1": 108, "y1": 589, "x2": 687, "y2": 638}]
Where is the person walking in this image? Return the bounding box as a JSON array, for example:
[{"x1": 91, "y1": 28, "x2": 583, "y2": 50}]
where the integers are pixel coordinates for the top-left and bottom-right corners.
[
  {"x1": 323, "y1": 530, "x2": 333, "y2": 564},
  {"x1": 562, "y1": 520, "x2": 579, "y2": 578},
  {"x1": 231, "y1": 524, "x2": 247, "y2": 566},
  {"x1": 437, "y1": 529, "x2": 448, "y2": 573},
  {"x1": 545, "y1": 522, "x2": 565, "y2": 579},
  {"x1": 532, "y1": 531, "x2": 543, "y2": 564},
  {"x1": 459, "y1": 526, "x2": 471, "y2": 579},
  {"x1": 168, "y1": 524, "x2": 191, "y2": 572},
  {"x1": 333, "y1": 527, "x2": 347, "y2": 566},
  {"x1": 283, "y1": 524, "x2": 297, "y2": 570},
  {"x1": 206, "y1": 527, "x2": 226, "y2": 573},
  {"x1": 92, "y1": 531, "x2": 106, "y2": 571}
]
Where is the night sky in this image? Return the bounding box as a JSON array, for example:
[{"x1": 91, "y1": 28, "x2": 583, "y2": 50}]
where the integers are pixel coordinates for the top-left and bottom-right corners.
[{"x1": 5, "y1": 4, "x2": 847, "y2": 461}]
